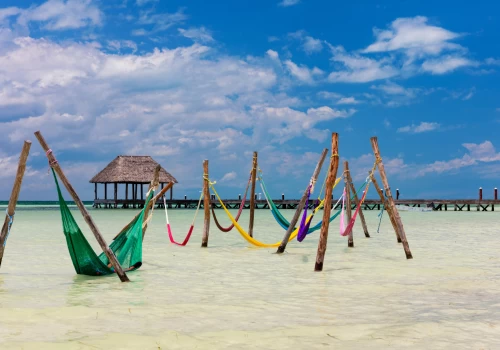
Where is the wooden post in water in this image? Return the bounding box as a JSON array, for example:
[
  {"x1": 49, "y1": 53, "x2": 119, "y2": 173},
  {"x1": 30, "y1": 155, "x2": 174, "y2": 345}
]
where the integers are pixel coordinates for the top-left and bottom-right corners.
[
  {"x1": 141, "y1": 165, "x2": 161, "y2": 240},
  {"x1": 34, "y1": 131, "x2": 130, "y2": 282},
  {"x1": 343, "y1": 161, "x2": 354, "y2": 247},
  {"x1": 370, "y1": 137, "x2": 412, "y2": 259},
  {"x1": 479, "y1": 187, "x2": 483, "y2": 201},
  {"x1": 495, "y1": 188, "x2": 498, "y2": 200},
  {"x1": 370, "y1": 173, "x2": 401, "y2": 243},
  {"x1": 248, "y1": 152, "x2": 258, "y2": 238},
  {"x1": 201, "y1": 160, "x2": 210, "y2": 247},
  {"x1": 346, "y1": 164, "x2": 369, "y2": 238},
  {"x1": 0, "y1": 141, "x2": 31, "y2": 268},
  {"x1": 277, "y1": 148, "x2": 328, "y2": 254},
  {"x1": 396, "y1": 189, "x2": 400, "y2": 200},
  {"x1": 314, "y1": 134, "x2": 340, "y2": 271},
  {"x1": 114, "y1": 183, "x2": 118, "y2": 208}
]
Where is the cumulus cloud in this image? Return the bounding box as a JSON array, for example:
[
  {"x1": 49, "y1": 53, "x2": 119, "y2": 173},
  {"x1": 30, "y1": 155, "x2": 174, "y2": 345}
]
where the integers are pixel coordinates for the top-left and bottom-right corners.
[{"x1": 284, "y1": 60, "x2": 323, "y2": 84}]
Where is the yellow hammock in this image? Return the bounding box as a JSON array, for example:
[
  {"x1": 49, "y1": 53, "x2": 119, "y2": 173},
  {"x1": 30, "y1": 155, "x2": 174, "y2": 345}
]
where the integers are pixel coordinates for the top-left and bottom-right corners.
[{"x1": 209, "y1": 177, "x2": 342, "y2": 248}]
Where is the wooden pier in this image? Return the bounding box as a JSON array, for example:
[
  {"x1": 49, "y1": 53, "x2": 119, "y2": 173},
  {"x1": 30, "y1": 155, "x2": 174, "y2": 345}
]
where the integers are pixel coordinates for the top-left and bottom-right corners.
[{"x1": 92, "y1": 198, "x2": 500, "y2": 212}]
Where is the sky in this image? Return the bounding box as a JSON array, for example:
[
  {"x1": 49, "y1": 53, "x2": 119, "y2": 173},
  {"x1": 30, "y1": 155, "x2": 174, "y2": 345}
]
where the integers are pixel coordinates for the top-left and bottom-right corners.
[{"x1": 0, "y1": 0, "x2": 499, "y2": 201}]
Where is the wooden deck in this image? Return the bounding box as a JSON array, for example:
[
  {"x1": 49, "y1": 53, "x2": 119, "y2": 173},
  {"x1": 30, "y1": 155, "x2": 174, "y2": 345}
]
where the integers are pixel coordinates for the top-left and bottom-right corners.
[{"x1": 93, "y1": 198, "x2": 499, "y2": 211}]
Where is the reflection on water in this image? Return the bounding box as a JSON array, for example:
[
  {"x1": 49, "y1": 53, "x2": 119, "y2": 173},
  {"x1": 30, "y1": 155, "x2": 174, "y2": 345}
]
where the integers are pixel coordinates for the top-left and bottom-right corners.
[{"x1": 0, "y1": 208, "x2": 499, "y2": 349}]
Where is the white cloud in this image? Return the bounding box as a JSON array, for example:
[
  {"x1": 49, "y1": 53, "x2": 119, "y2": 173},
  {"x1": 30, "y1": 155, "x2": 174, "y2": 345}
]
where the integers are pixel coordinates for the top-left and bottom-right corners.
[
  {"x1": 107, "y1": 40, "x2": 138, "y2": 53},
  {"x1": 2, "y1": 0, "x2": 103, "y2": 31},
  {"x1": 303, "y1": 36, "x2": 323, "y2": 54},
  {"x1": 220, "y1": 171, "x2": 237, "y2": 182},
  {"x1": 397, "y1": 122, "x2": 440, "y2": 133},
  {"x1": 278, "y1": 0, "x2": 300, "y2": 7},
  {"x1": 178, "y1": 27, "x2": 214, "y2": 43},
  {"x1": 284, "y1": 60, "x2": 322, "y2": 84},
  {"x1": 266, "y1": 49, "x2": 279, "y2": 61},
  {"x1": 421, "y1": 56, "x2": 476, "y2": 74},
  {"x1": 363, "y1": 16, "x2": 462, "y2": 55},
  {"x1": 134, "y1": 8, "x2": 186, "y2": 35},
  {"x1": 328, "y1": 45, "x2": 398, "y2": 83},
  {"x1": 336, "y1": 97, "x2": 362, "y2": 105}
]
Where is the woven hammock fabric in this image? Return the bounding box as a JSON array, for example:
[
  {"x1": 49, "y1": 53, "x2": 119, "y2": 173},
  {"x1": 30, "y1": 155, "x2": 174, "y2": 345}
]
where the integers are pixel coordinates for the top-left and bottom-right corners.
[{"x1": 53, "y1": 169, "x2": 152, "y2": 276}]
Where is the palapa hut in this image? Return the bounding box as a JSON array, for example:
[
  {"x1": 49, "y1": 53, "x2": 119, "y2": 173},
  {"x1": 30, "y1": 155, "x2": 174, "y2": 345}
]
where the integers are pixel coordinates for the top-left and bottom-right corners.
[{"x1": 90, "y1": 155, "x2": 178, "y2": 208}]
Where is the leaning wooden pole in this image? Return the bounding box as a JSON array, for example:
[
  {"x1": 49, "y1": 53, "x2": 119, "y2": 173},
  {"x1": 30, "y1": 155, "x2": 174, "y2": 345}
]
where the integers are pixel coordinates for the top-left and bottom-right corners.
[
  {"x1": 141, "y1": 165, "x2": 161, "y2": 240},
  {"x1": 0, "y1": 141, "x2": 31, "y2": 268},
  {"x1": 370, "y1": 137, "x2": 412, "y2": 259},
  {"x1": 201, "y1": 160, "x2": 210, "y2": 247},
  {"x1": 114, "y1": 181, "x2": 173, "y2": 240},
  {"x1": 276, "y1": 148, "x2": 328, "y2": 254},
  {"x1": 315, "y1": 134, "x2": 340, "y2": 271},
  {"x1": 370, "y1": 173, "x2": 401, "y2": 243},
  {"x1": 34, "y1": 131, "x2": 130, "y2": 282},
  {"x1": 248, "y1": 152, "x2": 258, "y2": 238},
  {"x1": 344, "y1": 161, "x2": 354, "y2": 247},
  {"x1": 346, "y1": 165, "x2": 370, "y2": 238}
]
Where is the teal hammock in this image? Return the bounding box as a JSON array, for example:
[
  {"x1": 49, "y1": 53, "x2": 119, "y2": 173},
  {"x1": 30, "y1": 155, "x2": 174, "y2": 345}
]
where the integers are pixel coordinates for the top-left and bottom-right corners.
[
  {"x1": 53, "y1": 169, "x2": 153, "y2": 276},
  {"x1": 259, "y1": 174, "x2": 367, "y2": 235}
]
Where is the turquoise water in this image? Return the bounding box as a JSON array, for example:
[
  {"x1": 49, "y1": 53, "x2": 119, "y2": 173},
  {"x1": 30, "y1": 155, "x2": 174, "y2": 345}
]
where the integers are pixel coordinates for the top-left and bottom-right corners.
[{"x1": 1, "y1": 205, "x2": 499, "y2": 349}]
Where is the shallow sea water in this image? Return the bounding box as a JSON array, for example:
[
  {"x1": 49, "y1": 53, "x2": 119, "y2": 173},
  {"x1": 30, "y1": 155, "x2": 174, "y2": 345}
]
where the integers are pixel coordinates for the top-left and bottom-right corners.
[{"x1": 0, "y1": 206, "x2": 499, "y2": 349}]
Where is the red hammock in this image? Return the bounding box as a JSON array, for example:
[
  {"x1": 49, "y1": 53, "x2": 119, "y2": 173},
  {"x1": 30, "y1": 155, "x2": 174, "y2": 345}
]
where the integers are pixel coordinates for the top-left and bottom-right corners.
[{"x1": 165, "y1": 193, "x2": 203, "y2": 246}]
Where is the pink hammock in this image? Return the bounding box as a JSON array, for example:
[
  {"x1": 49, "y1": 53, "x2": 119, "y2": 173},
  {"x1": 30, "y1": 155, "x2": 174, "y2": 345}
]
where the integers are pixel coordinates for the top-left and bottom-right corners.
[
  {"x1": 165, "y1": 193, "x2": 203, "y2": 246},
  {"x1": 340, "y1": 187, "x2": 368, "y2": 237}
]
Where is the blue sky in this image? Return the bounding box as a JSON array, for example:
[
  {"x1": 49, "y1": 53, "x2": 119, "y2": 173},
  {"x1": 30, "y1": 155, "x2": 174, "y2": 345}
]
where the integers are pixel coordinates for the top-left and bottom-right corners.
[{"x1": 0, "y1": 0, "x2": 499, "y2": 200}]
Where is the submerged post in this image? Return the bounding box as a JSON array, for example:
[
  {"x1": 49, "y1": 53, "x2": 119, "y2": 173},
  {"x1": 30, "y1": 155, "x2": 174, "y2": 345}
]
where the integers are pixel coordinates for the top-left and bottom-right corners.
[
  {"x1": 344, "y1": 161, "x2": 354, "y2": 247},
  {"x1": 34, "y1": 131, "x2": 130, "y2": 282},
  {"x1": 370, "y1": 137, "x2": 412, "y2": 259},
  {"x1": 346, "y1": 163, "x2": 370, "y2": 238},
  {"x1": 314, "y1": 134, "x2": 340, "y2": 271},
  {"x1": 248, "y1": 152, "x2": 258, "y2": 238},
  {"x1": 0, "y1": 141, "x2": 31, "y2": 268},
  {"x1": 201, "y1": 160, "x2": 210, "y2": 247},
  {"x1": 370, "y1": 173, "x2": 401, "y2": 243},
  {"x1": 277, "y1": 148, "x2": 328, "y2": 254}
]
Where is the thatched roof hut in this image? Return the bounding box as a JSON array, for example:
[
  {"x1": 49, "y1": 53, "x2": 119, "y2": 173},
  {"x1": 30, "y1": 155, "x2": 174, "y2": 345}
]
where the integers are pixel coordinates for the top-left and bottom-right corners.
[
  {"x1": 90, "y1": 156, "x2": 177, "y2": 184},
  {"x1": 90, "y1": 156, "x2": 177, "y2": 208}
]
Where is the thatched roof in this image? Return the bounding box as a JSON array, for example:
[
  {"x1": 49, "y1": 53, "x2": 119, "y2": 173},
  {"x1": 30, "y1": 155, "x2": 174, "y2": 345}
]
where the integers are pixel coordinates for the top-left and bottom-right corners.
[{"x1": 90, "y1": 156, "x2": 178, "y2": 184}]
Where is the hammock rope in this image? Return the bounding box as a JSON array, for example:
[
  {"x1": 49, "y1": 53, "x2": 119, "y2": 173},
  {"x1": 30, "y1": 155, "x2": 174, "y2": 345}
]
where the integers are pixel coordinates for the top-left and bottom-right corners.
[
  {"x1": 211, "y1": 173, "x2": 252, "y2": 232},
  {"x1": 165, "y1": 191, "x2": 204, "y2": 246}
]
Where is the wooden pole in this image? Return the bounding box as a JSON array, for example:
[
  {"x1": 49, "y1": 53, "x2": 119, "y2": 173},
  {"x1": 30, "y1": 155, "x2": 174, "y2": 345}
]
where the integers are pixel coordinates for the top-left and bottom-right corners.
[
  {"x1": 277, "y1": 148, "x2": 328, "y2": 254},
  {"x1": 315, "y1": 134, "x2": 340, "y2": 271},
  {"x1": 201, "y1": 160, "x2": 210, "y2": 247},
  {"x1": 94, "y1": 183, "x2": 97, "y2": 200},
  {"x1": 125, "y1": 183, "x2": 129, "y2": 208},
  {"x1": 370, "y1": 173, "x2": 401, "y2": 243},
  {"x1": 396, "y1": 189, "x2": 400, "y2": 200},
  {"x1": 344, "y1": 161, "x2": 354, "y2": 247},
  {"x1": 34, "y1": 131, "x2": 130, "y2": 282},
  {"x1": 170, "y1": 185, "x2": 173, "y2": 200},
  {"x1": 495, "y1": 188, "x2": 498, "y2": 200},
  {"x1": 0, "y1": 141, "x2": 31, "y2": 267},
  {"x1": 370, "y1": 137, "x2": 412, "y2": 259},
  {"x1": 114, "y1": 181, "x2": 173, "y2": 240},
  {"x1": 114, "y1": 183, "x2": 118, "y2": 208},
  {"x1": 346, "y1": 164, "x2": 369, "y2": 238},
  {"x1": 141, "y1": 165, "x2": 161, "y2": 240},
  {"x1": 479, "y1": 187, "x2": 482, "y2": 201},
  {"x1": 248, "y1": 152, "x2": 258, "y2": 238}
]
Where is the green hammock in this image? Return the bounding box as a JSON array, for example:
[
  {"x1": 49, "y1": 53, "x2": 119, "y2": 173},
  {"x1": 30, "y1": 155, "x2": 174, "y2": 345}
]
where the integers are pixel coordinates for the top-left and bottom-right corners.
[{"x1": 53, "y1": 169, "x2": 153, "y2": 276}]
